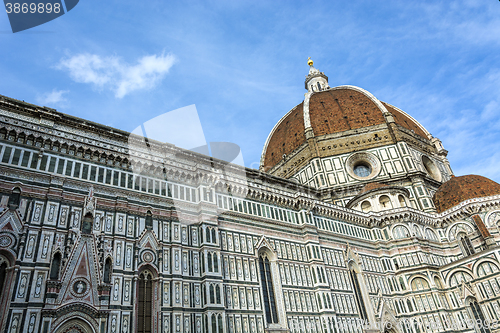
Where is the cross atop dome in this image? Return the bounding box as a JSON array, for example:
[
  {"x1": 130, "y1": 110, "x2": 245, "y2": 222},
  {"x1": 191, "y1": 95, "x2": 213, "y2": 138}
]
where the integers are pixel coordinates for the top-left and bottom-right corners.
[{"x1": 305, "y1": 57, "x2": 329, "y2": 92}]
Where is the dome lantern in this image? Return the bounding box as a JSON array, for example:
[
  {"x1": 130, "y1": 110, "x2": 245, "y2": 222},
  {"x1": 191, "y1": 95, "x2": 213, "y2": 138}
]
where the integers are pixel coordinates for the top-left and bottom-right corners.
[{"x1": 305, "y1": 58, "x2": 329, "y2": 92}]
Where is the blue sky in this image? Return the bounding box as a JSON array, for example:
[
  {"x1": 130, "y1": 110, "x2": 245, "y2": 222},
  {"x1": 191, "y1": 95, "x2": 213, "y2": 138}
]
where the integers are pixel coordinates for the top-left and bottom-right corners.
[{"x1": 1, "y1": 0, "x2": 500, "y2": 182}]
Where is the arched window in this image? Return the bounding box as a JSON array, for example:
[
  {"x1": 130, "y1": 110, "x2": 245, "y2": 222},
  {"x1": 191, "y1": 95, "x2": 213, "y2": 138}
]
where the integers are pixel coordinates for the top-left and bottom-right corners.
[
  {"x1": 210, "y1": 284, "x2": 215, "y2": 304},
  {"x1": 361, "y1": 201, "x2": 372, "y2": 213},
  {"x1": 414, "y1": 226, "x2": 423, "y2": 238},
  {"x1": 206, "y1": 228, "x2": 211, "y2": 243},
  {"x1": 213, "y1": 254, "x2": 219, "y2": 273},
  {"x1": 259, "y1": 254, "x2": 278, "y2": 324},
  {"x1": 216, "y1": 284, "x2": 221, "y2": 304},
  {"x1": 317, "y1": 82, "x2": 322, "y2": 91},
  {"x1": 398, "y1": 195, "x2": 406, "y2": 207},
  {"x1": 82, "y1": 212, "x2": 93, "y2": 234},
  {"x1": 434, "y1": 276, "x2": 443, "y2": 289},
  {"x1": 399, "y1": 277, "x2": 406, "y2": 290},
  {"x1": 49, "y1": 252, "x2": 61, "y2": 280},
  {"x1": 311, "y1": 268, "x2": 317, "y2": 284},
  {"x1": 407, "y1": 299, "x2": 413, "y2": 312},
  {"x1": 211, "y1": 228, "x2": 217, "y2": 243},
  {"x1": 8, "y1": 187, "x2": 21, "y2": 210},
  {"x1": 458, "y1": 233, "x2": 475, "y2": 256},
  {"x1": 202, "y1": 284, "x2": 206, "y2": 305},
  {"x1": 138, "y1": 270, "x2": 153, "y2": 333},
  {"x1": 201, "y1": 251, "x2": 205, "y2": 274},
  {"x1": 477, "y1": 262, "x2": 500, "y2": 277},
  {"x1": 379, "y1": 195, "x2": 392, "y2": 209},
  {"x1": 145, "y1": 210, "x2": 153, "y2": 229},
  {"x1": 218, "y1": 314, "x2": 223, "y2": 333},
  {"x1": 425, "y1": 229, "x2": 438, "y2": 241},
  {"x1": 399, "y1": 299, "x2": 406, "y2": 313},
  {"x1": 469, "y1": 299, "x2": 491, "y2": 333},
  {"x1": 411, "y1": 277, "x2": 430, "y2": 291},
  {"x1": 449, "y1": 271, "x2": 473, "y2": 287},
  {"x1": 207, "y1": 252, "x2": 213, "y2": 272},
  {"x1": 393, "y1": 225, "x2": 410, "y2": 239},
  {"x1": 104, "y1": 258, "x2": 112, "y2": 284},
  {"x1": 349, "y1": 265, "x2": 368, "y2": 320},
  {"x1": 211, "y1": 313, "x2": 217, "y2": 333}
]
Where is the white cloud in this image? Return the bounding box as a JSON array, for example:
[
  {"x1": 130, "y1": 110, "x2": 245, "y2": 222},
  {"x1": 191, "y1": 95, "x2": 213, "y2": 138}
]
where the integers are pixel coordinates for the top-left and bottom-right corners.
[
  {"x1": 57, "y1": 52, "x2": 176, "y2": 98},
  {"x1": 36, "y1": 89, "x2": 69, "y2": 107}
]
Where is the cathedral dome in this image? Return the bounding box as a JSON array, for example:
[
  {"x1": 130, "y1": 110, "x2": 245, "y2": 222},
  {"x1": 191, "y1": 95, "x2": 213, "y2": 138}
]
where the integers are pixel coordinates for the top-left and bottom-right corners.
[
  {"x1": 433, "y1": 175, "x2": 500, "y2": 213},
  {"x1": 261, "y1": 84, "x2": 430, "y2": 172}
]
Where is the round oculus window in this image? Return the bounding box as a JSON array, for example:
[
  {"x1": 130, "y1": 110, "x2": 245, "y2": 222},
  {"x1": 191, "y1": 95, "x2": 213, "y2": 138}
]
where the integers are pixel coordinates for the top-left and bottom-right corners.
[
  {"x1": 345, "y1": 152, "x2": 381, "y2": 180},
  {"x1": 421, "y1": 155, "x2": 442, "y2": 182},
  {"x1": 353, "y1": 163, "x2": 371, "y2": 178}
]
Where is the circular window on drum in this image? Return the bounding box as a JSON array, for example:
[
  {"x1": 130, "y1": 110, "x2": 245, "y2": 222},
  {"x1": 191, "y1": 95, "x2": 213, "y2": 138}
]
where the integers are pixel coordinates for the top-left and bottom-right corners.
[
  {"x1": 353, "y1": 163, "x2": 371, "y2": 177},
  {"x1": 421, "y1": 155, "x2": 442, "y2": 182},
  {"x1": 345, "y1": 152, "x2": 381, "y2": 180}
]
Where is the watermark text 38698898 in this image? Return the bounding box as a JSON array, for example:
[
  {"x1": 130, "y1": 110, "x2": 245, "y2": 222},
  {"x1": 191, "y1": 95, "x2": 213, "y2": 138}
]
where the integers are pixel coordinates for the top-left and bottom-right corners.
[{"x1": 3, "y1": 0, "x2": 79, "y2": 33}]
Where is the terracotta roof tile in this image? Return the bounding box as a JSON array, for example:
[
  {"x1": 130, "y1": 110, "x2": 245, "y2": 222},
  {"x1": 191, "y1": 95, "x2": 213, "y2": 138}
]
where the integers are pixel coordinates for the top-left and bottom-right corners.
[
  {"x1": 263, "y1": 103, "x2": 306, "y2": 170},
  {"x1": 433, "y1": 175, "x2": 500, "y2": 213}
]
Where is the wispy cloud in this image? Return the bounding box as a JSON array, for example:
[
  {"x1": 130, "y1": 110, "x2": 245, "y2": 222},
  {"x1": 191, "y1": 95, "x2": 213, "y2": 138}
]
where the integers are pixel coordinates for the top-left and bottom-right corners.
[
  {"x1": 56, "y1": 52, "x2": 176, "y2": 98},
  {"x1": 36, "y1": 89, "x2": 69, "y2": 107}
]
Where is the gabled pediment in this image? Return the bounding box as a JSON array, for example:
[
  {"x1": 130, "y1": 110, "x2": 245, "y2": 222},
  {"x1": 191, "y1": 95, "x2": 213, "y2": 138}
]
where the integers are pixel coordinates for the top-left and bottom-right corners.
[
  {"x1": 57, "y1": 235, "x2": 100, "y2": 307},
  {"x1": 255, "y1": 235, "x2": 276, "y2": 254},
  {"x1": 461, "y1": 281, "x2": 476, "y2": 301},
  {"x1": 379, "y1": 300, "x2": 399, "y2": 331},
  {"x1": 138, "y1": 229, "x2": 160, "y2": 250},
  {"x1": 0, "y1": 210, "x2": 22, "y2": 234}
]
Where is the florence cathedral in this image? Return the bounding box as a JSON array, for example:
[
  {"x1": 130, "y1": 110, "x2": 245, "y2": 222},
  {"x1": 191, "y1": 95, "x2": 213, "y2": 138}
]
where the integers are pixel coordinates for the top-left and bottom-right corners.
[{"x1": 1, "y1": 60, "x2": 500, "y2": 333}]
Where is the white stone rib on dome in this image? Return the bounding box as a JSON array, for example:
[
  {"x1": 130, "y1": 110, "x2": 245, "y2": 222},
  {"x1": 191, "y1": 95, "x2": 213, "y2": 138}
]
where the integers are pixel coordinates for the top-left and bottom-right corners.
[
  {"x1": 259, "y1": 102, "x2": 303, "y2": 169},
  {"x1": 382, "y1": 101, "x2": 432, "y2": 139}
]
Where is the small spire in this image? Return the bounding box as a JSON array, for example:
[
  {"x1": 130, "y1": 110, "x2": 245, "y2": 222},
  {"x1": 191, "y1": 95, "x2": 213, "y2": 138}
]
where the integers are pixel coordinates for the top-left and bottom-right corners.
[{"x1": 307, "y1": 57, "x2": 314, "y2": 66}]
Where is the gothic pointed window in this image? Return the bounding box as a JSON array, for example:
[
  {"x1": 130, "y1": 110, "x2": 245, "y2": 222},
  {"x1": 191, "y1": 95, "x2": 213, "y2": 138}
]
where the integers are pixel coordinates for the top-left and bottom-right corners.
[
  {"x1": 407, "y1": 299, "x2": 413, "y2": 312},
  {"x1": 202, "y1": 284, "x2": 206, "y2": 305},
  {"x1": 349, "y1": 266, "x2": 368, "y2": 320},
  {"x1": 138, "y1": 271, "x2": 153, "y2": 333},
  {"x1": 218, "y1": 314, "x2": 223, "y2": 333},
  {"x1": 458, "y1": 233, "x2": 475, "y2": 256},
  {"x1": 211, "y1": 228, "x2": 217, "y2": 243},
  {"x1": 145, "y1": 210, "x2": 153, "y2": 229},
  {"x1": 49, "y1": 252, "x2": 61, "y2": 280},
  {"x1": 8, "y1": 187, "x2": 21, "y2": 210},
  {"x1": 214, "y1": 254, "x2": 219, "y2": 273},
  {"x1": 82, "y1": 213, "x2": 93, "y2": 234},
  {"x1": 216, "y1": 284, "x2": 221, "y2": 304},
  {"x1": 210, "y1": 284, "x2": 215, "y2": 304},
  {"x1": 104, "y1": 258, "x2": 112, "y2": 284},
  {"x1": 211, "y1": 314, "x2": 217, "y2": 333},
  {"x1": 469, "y1": 299, "x2": 491, "y2": 333},
  {"x1": 206, "y1": 227, "x2": 212, "y2": 243},
  {"x1": 399, "y1": 277, "x2": 406, "y2": 290},
  {"x1": 208, "y1": 252, "x2": 213, "y2": 272},
  {"x1": 259, "y1": 254, "x2": 278, "y2": 324}
]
